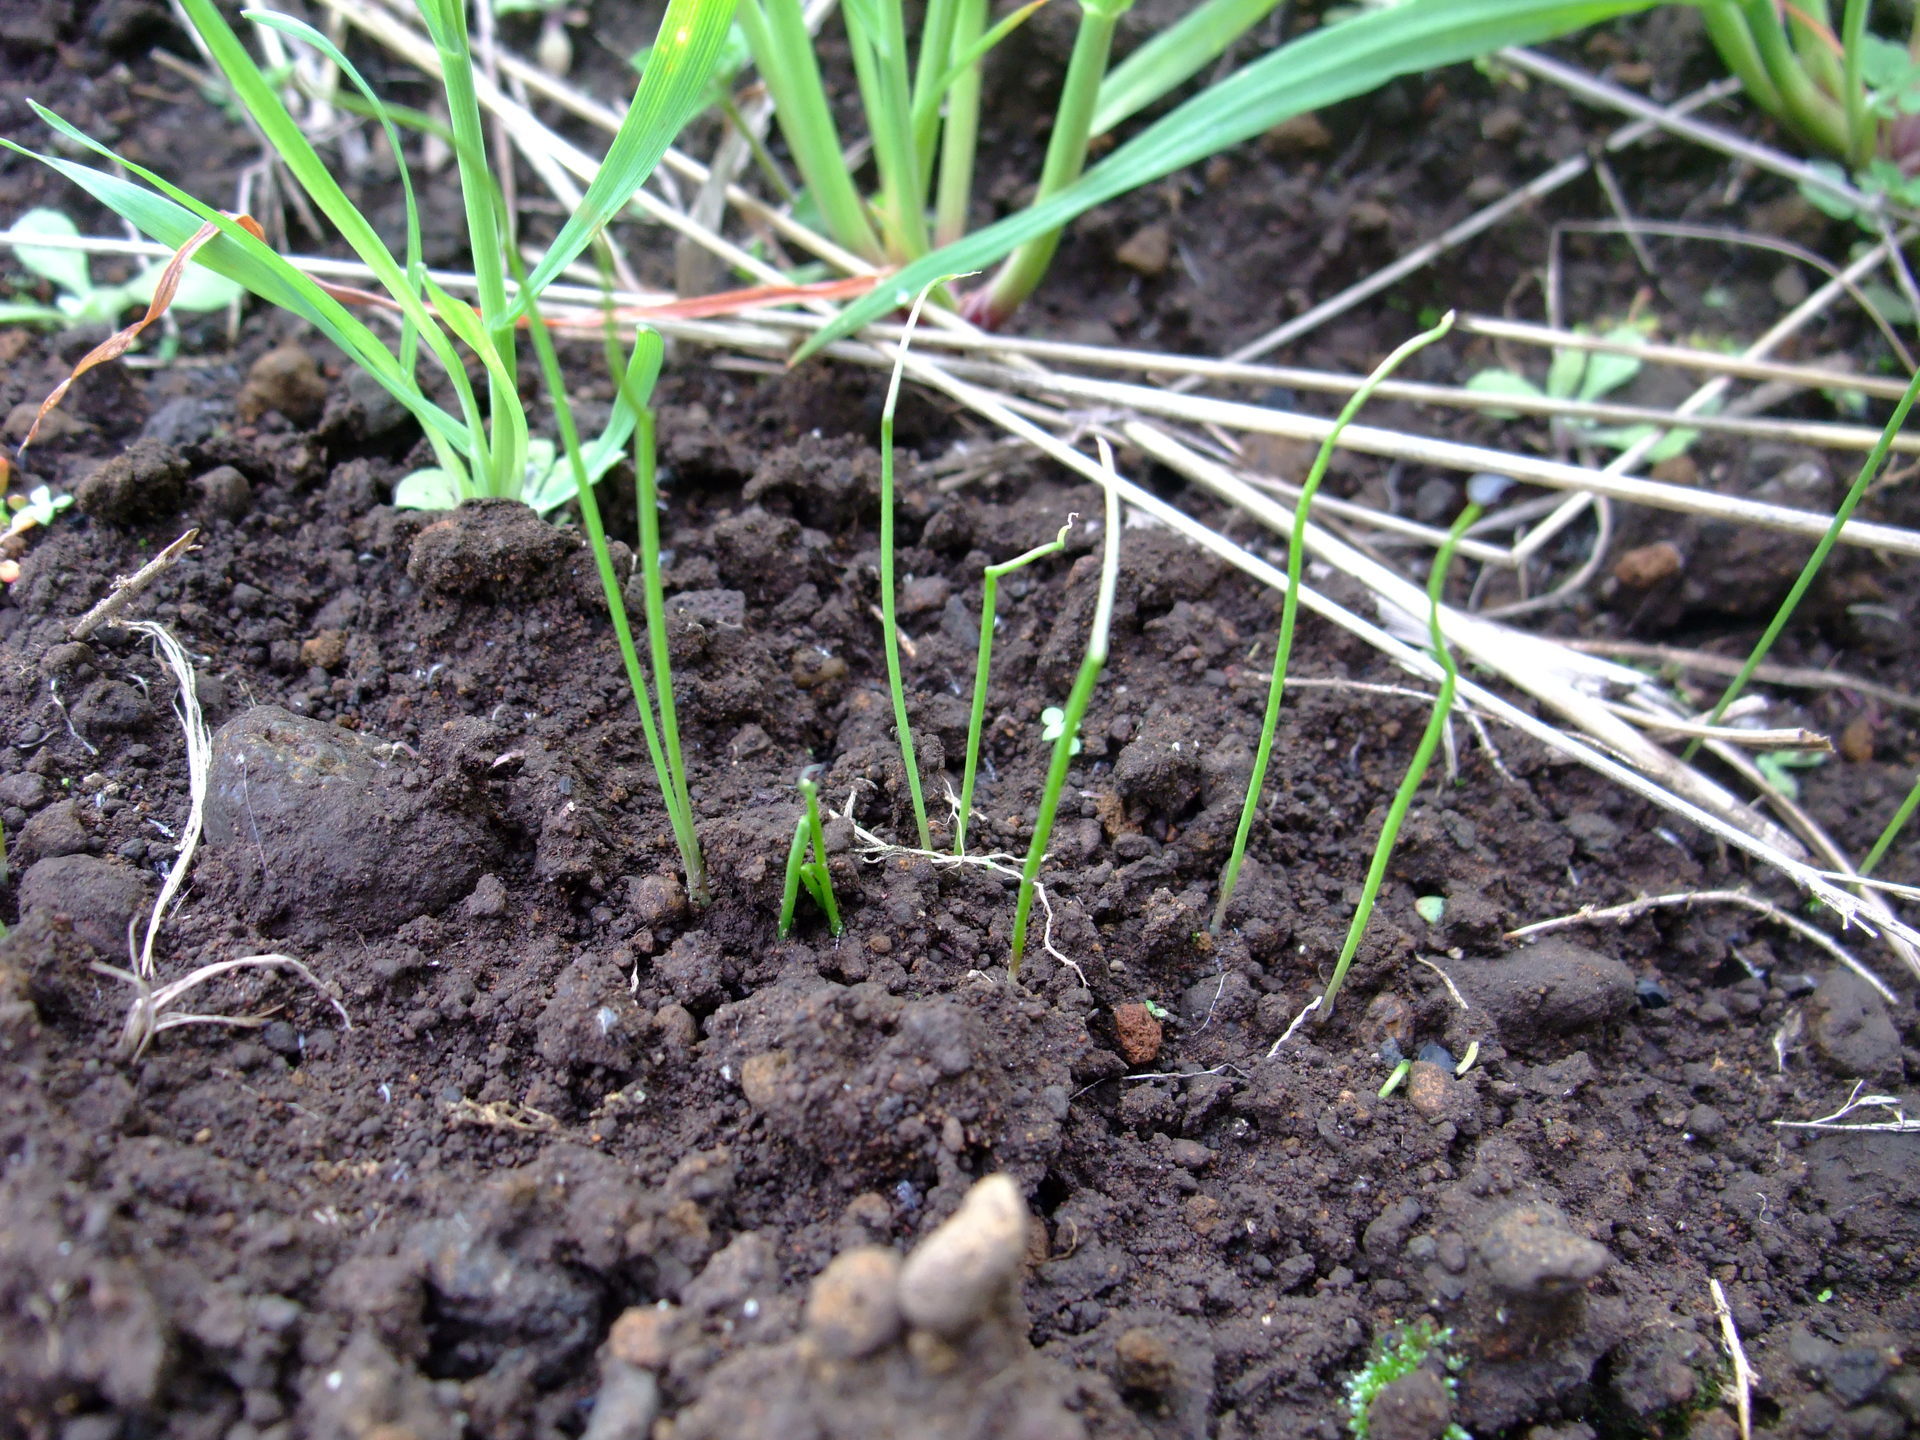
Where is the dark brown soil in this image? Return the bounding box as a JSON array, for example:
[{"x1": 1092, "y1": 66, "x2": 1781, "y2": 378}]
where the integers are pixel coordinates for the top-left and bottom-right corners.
[{"x1": 3, "y1": 5, "x2": 1919, "y2": 1440}]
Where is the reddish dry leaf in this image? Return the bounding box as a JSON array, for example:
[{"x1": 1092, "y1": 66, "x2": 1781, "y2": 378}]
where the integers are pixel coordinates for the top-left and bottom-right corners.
[{"x1": 19, "y1": 214, "x2": 264, "y2": 458}]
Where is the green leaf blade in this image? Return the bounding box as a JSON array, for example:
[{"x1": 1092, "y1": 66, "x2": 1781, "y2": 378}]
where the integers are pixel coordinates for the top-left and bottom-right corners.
[{"x1": 522, "y1": 0, "x2": 739, "y2": 300}]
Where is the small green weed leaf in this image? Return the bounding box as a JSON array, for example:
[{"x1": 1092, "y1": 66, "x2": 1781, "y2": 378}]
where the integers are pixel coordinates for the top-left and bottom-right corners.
[
  {"x1": 1799, "y1": 160, "x2": 1863, "y2": 221},
  {"x1": 1756, "y1": 747, "x2": 1828, "y2": 801},
  {"x1": 1414, "y1": 895, "x2": 1445, "y2": 924},
  {"x1": 5, "y1": 485, "x2": 75, "y2": 535},
  {"x1": 1463, "y1": 368, "x2": 1542, "y2": 418},
  {"x1": 8, "y1": 208, "x2": 92, "y2": 296},
  {"x1": 127, "y1": 258, "x2": 242, "y2": 313},
  {"x1": 1545, "y1": 344, "x2": 1586, "y2": 401},
  {"x1": 1039, "y1": 705, "x2": 1083, "y2": 753},
  {"x1": 0, "y1": 301, "x2": 67, "y2": 327},
  {"x1": 1576, "y1": 328, "x2": 1645, "y2": 401},
  {"x1": 393, "y1": 468, "x2": 465, "y2": 511}
]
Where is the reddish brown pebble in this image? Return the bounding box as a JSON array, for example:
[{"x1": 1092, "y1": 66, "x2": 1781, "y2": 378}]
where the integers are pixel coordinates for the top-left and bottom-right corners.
[
  {"x1": 1840, "y1": 715, "x2": 1875, "y2": 763},
  {"x1": 1112, "y1": 1002, "x2": 1163, "y2": 1066},
  {"x1": 607, "y1": 1304, "x2": 677, "y2": 1369},
  {"x1": 300, "y1": 629, "x2": 348, "y2": 671},
  {"x1": 1612, "y1": 541, "x2": 1683, "y2": 589},
  {"x1": 1405, "y1": 1060, "x2": 1457, "y2": 1120}
]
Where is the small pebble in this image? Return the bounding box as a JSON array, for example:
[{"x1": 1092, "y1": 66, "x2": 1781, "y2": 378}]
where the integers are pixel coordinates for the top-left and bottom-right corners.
[
  {"x1": 1634, "y1": 976, "x2": 1671, "y2": 1009},
  {"x1": 896, "y1": 1173, "x2": 1029, "y2": 1338},
  {"x1": 803, "y1": 1246, "x2": 903, "y2": 1360},
  {"x1": 580, "y1": 1361, "x2": 658, "y2": 1440},
  {"x1": 1114, "y1": 1326, "x2": 1176, "y2": 1393}
]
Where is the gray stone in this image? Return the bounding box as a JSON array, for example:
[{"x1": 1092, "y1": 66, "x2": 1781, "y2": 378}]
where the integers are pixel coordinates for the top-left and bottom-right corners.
[
  {"x1": 202, "y1": 706, "x2": 496, "y2": 937},
  {"x1": 1809, "y1": 969, "x2": 1903, "y2": 1082},
  {"x1": 20, "y1": 854, "x2": 149, "y2": 955}
]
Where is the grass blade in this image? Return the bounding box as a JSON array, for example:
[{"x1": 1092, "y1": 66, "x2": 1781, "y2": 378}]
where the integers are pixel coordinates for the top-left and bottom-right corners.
[
  {"x1": 880, "y1": 284, "x2": 940, "y2": 848},
  {"x1": 1011, "y1": 448, "x2": 1120, "y2": 977},
  {"x1": 1683, "y1": 363, "x2": 1920, "y2": 761},
  {"x1": 520, "y1": 0, "x2": 738, "y2": 301},
  {"x1": 957, "y1": 518, "x2": 1074, "y2": 855},
  {"x1": 1093, "y1": 0, "x2": 1284, "y2": 135}
]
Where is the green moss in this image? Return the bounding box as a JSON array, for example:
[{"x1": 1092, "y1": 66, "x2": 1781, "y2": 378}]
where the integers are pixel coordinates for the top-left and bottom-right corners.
[{"x1": 1343, "y1": 1318, "x2": 1471, "y2": 1440}]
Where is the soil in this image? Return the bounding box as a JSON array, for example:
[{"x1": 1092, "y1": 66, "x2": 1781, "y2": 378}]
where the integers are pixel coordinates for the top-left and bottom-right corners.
[{"x1": 2, "y1": 4, "x2": 1919, "y2": 1440}]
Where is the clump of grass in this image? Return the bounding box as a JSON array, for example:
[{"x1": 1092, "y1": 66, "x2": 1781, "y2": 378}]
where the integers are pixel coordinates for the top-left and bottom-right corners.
[
  {"x1": 513, "y1": 259, "x2": 708, "y2": 902},
  {"x1": 1682, "y1": 363, "x2": 1920, "y2": 765},
  {"x1": 778, "y1": 768, "x2": 843, "y2": 938},
  {"x1": 955, "y1": 515, "x2": 1075, "y2": 855},
  {"x1": 6, "y1": 0, "x2": 730, "y2": 503},
  {"x1": 1320, "y1": 472, "x2": 1510, "y2": 1016},
  {"x1": 1011, "y1": 449, "x2": 1121, "y2": 979},
  {"x1": 1213, "y1": 313, "x2": 1455, "y2": 934},
  {"x1": 795, "y1": 0, "x2": 1669, "y2": 354},
  {"x1": 1344, "y1": 1318, "x2": 1470, "y2": 1440}
]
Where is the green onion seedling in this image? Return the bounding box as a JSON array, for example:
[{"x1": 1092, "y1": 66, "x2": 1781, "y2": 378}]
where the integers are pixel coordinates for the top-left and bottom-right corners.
[
  {"x1": 1213, "y1": 313, "x2": 1455, "y2": 935},
  {"x1": 1320, "y1": 472, "x2": 1509, "y2": 1017},
  {"x1": 1683, "y1": 361, "x2": 1920, "y2": 763},
  {"x1": 1011, "y1": 446, "x2": 1121, "y2": 979},
  {"x1": 778, "y1": 767, "x2": 842, "y2": 937},
  {"x1": 513, "y1": 249, "x2": 708, "y2": 904},
  {"x1": 878, "y1": 281, "x2": 945, "y2": 850},
  {"x1": 797, "y1": 0, "x2": 1666, "y2": 358},
  {"x1": 955, "y1": 515, "x2": 1074, "y2": 855}
]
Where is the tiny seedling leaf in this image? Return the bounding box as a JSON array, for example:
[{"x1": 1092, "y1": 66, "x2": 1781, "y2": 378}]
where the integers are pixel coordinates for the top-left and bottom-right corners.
[
  {"x1": 7, "y1": 207, "x2": 92, "y2": 296},
  {"x1": 393, "y1": 468, "x2": 466, "y2": 511},
  {"x1": 1463, "y1": 368, "x2": 1543, "y2": 418},
  {"x1": 1414, "y1": 895, "x2": 1446, "y2": 924}
]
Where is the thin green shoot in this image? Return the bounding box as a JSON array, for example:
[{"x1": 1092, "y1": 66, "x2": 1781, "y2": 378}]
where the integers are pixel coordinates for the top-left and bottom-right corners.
[
  {"x1": 878, "y1": 280, "x2": 945, "y2": 849},
  {"x1": 1213, "y1": 313, "x2": 1454, "y2": 935},
  {"x1": 1861, "y1": 772, "x2": 1920, "y2": 876},
  {"x1": 1320, "y1": 475, "x2": 1508, "y2": 1017},
  {"x1": 1682, "y1": 363, "x2": 1920, "y2": 763},
  {"x1": 1011, "y1": 446, "x2": 1121, "y2": 979},
  {"x1": 1378, "y1": 1058, "x2": 1412, "y2": 1099},
  {"x1": 512, "y1": 249, "x2": 708, "y2": 904},
  {"x1": 956, "y1": 515, "x2": 1075, "y2": 855},
  {"x1": 778, "y1": 769, "x2": 843, "y2": 937}
]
